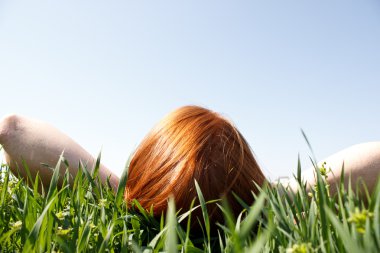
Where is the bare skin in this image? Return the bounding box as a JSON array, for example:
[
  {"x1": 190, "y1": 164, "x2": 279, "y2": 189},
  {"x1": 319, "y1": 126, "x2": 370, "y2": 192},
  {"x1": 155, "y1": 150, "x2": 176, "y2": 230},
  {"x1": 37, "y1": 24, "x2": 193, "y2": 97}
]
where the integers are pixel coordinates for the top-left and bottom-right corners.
[
  {"x1": 0, "y1": 114, "x2": 119, "y2": 191},
  {"x1": 0, "y1": 114, "x2": 379, "y2": 195},
  {"x1": 287, "y1": 142, "x2": 380, "y2": 195}
]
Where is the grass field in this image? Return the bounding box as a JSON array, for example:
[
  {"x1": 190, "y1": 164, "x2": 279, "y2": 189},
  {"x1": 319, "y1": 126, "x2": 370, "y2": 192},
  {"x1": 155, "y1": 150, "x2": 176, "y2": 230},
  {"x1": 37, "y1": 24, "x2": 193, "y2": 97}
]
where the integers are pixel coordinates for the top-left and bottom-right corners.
[{"x1": 0, "y1": 153, "x2": 379, "y2": 252}]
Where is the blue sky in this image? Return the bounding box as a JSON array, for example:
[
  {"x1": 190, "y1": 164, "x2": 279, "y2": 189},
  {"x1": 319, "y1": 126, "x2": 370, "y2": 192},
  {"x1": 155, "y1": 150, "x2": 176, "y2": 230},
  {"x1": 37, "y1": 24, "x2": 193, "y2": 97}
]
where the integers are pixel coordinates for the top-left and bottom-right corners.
[{"x1": 0, "y1": 1, "x2": 379, "y2": 180}]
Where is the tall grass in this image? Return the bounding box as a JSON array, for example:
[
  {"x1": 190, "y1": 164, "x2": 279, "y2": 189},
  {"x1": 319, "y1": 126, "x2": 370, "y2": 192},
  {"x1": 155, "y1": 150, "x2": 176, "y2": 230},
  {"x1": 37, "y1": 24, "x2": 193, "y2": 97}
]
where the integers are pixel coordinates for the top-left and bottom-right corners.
[{"x1": 0, "y1": 153, "x2": 379, "y2": 252}]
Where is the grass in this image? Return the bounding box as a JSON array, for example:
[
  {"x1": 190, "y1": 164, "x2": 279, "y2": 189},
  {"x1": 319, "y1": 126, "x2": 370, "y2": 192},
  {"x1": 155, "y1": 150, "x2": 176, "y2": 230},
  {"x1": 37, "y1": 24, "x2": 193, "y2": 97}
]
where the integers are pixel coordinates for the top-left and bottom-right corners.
[{"x1": 0, "y1": 153, "x2": 379, "y2": 252}]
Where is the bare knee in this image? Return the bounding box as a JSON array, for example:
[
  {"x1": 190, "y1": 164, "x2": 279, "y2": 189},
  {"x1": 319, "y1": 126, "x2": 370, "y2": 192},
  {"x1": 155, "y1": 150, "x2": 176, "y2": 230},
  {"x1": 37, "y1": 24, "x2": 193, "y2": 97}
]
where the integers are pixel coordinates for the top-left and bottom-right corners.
[{"x1": 0, "y1": 114, "x2": 20, "y2": 143}]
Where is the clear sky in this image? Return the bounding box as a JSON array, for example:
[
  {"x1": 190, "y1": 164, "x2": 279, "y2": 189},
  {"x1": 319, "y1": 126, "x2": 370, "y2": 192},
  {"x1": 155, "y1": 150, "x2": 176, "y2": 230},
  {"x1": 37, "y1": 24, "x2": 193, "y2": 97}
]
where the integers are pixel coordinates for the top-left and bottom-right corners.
[{"x1": 0, "y1": 1, "x2": 379, "y2": 180}]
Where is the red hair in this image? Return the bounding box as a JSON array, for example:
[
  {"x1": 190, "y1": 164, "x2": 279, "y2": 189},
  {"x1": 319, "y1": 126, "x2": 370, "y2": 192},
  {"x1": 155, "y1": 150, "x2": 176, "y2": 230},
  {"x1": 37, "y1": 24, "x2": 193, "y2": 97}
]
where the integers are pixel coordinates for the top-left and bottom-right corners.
[{"x1": 125, "y1": 106, "x2": 266, "y2": 222}]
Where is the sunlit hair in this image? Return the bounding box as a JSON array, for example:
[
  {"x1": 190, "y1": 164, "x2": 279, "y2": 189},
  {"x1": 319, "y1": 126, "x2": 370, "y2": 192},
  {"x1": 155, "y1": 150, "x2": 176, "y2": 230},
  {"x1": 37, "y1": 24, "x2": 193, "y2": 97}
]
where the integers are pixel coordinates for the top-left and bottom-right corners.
[{"x1": 125, "y1": 105, "x2": 266, "y2": 223}]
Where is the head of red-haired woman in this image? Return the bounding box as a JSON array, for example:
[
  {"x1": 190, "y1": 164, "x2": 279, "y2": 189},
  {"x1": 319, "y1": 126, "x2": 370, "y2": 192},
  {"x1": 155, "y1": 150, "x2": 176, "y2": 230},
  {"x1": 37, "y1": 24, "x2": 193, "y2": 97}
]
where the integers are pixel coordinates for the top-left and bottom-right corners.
[{"x1": 125, "y1": 106, "x2": 266, "y2": 226}]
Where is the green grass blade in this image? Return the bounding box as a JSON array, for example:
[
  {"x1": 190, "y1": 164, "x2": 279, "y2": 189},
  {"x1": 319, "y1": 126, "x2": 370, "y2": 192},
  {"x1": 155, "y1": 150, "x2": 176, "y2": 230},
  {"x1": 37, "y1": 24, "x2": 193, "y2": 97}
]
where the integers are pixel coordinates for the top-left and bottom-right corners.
[
  {"x1": 297, "y1": 153, "x2": 302, "y2": 186},
  {"x1": 45, "y1": 152, "x2": 63, "y2": 204},
  {"x1": 240, "y1": 191, "x2": 266, "y2": 240},
  {"x1": 116, "y1": 155, "x2": 131, "y2": 207},
  {"x1": 325, "y1": 206, "x2": 362, "y2": 253},
  {"x1": 301, "y1": 129, "x2": 317, "y2": 163},
  {"x1": 194, "y1": 180, "x2": 210, "y2": 243},
  {"x1": 165, "y1": 197, "x2": 178, "y2": 253},
  {"x1": 77, "y1": 219, "x2": 92, "y2": 252},
  {"x1": 99, "y1": 224, "x2": 114, "y2": 253},
  {"x1": 244, "y1": 223, "x2": 273, "y2": 253},
  {"x1": 0, "y1": 168, "x2": 9, "y2": 207},
  {"x1": 315, "y1": 164, "x2": 329, "y2": 242},
  {"x1": 21, "y1": 159, "x2": 34, "y2": 186},
  {"x1": 92, "y1": 152, "x2": 102, "y2": 179},
  {"x1": 23, "y1": 190, "x2": 61, "y2": 252},
  {"x1": 0, "y1": 227, "x2": 21, "y2": 245}
]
